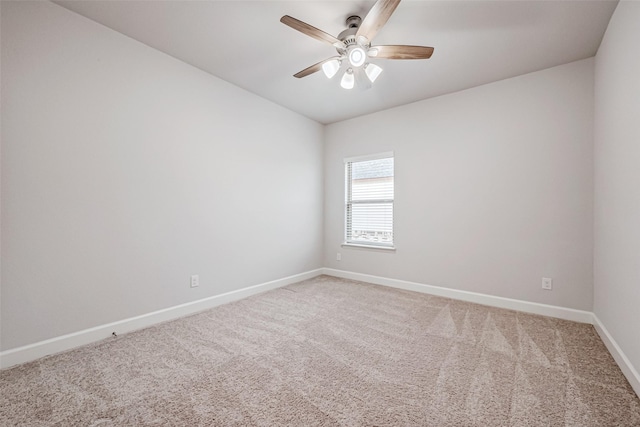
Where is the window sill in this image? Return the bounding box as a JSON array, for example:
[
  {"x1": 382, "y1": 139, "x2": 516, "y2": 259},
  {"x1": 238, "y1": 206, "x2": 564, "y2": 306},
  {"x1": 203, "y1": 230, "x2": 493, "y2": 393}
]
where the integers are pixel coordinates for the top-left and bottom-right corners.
[{"x1": 342, "y1": 243, "x2": 396, "y2": 251}]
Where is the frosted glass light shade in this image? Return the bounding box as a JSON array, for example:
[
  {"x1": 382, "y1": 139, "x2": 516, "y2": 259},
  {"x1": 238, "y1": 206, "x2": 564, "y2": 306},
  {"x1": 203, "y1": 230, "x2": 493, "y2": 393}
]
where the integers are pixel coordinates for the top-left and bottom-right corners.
[
  {"x1": 348, "y1": 47, "x2": 366, "y2": 68},
  {"x1": 365, "y1": 63, "x2": 383, "y2": 83},
  {"x1": 341, "y1": 69, "x2": 355, "y2": 89},
  {"x1": 322, "y1": 59, "x2": 341, "y2": 79}
]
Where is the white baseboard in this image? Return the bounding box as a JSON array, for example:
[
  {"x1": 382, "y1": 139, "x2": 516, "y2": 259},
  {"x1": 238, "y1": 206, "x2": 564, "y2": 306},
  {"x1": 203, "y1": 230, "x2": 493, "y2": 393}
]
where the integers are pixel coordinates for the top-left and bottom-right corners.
[
  {"x1": 323, "y1": 268, "x2": 640, "y2": 395},
  {"x1": 322, "y1": 268, "x2": 594, "y2": 324},
  {"x1": 5, "y1": 267, "x2": 638, "y2": 399},
  {"x1": 592, "y1": 314, "x2": 640, "y2": 397},
  {"x1": 0, "y1": 269, "x2": 323, "y2": 370}
]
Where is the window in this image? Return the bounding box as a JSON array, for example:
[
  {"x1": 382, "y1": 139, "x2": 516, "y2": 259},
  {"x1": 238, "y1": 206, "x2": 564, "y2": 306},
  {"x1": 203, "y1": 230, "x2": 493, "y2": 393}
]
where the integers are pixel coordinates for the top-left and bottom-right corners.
[{"x1": 344, "y1": 152, "x2": 394, "y2": 248}]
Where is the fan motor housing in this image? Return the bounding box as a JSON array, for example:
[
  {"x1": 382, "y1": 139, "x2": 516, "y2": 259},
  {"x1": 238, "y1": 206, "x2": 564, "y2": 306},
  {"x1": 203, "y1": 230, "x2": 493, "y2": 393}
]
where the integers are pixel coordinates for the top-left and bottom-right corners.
[{"x1": 338, "y1": 16, "x2": 361, "y2": 45}]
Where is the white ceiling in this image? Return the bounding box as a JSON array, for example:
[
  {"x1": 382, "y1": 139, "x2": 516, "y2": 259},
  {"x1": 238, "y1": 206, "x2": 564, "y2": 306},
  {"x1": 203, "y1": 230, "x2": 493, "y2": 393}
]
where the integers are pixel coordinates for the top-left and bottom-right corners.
[{"x1": 54, "y1": 0, "x2": 617, "y2": 124}]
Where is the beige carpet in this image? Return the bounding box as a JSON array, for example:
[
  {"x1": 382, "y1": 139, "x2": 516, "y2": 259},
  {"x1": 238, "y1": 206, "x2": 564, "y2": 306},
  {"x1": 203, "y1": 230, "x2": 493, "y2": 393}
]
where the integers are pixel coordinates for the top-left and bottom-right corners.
[{"x1": 1, "y1": 275, "x2": 639, "y2": 426}]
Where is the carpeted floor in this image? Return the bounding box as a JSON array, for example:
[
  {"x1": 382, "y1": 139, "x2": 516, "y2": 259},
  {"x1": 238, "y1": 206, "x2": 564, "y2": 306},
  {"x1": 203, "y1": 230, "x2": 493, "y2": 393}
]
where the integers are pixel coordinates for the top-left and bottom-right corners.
[{"x1": 1, "y1": 275, "x2": 639, "y2": 426}]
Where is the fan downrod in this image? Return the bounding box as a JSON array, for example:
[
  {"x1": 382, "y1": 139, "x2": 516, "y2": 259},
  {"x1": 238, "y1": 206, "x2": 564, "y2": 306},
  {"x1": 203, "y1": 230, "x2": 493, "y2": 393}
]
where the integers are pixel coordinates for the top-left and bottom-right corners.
[
  {"x1": 338, "y1": 16, "x2": 363, "y2": 45},
  {"x1": 345, "y1": 16, "x2": 362, "y2": 29}
]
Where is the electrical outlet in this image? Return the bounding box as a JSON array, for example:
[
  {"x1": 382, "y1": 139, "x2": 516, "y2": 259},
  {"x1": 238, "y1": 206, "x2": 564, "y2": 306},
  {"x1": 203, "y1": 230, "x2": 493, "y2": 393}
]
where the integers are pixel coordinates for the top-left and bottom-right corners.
[
  {"x1": 542, "y1": 277, "x2": 553, "y2": 290},
  {"x1": 190, "y1": 275, "x2": 199, "y2": 288},
  {"x1": 336, "y1": 252, "x2": 342, "y2": 261}
]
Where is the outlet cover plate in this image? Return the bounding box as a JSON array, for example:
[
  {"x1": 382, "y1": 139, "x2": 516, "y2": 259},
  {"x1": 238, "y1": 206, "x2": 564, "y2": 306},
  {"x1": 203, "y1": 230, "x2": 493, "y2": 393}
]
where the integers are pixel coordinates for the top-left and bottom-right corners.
[{"x1": 190, "y1": 275, "x2": 199, "y2": 288}]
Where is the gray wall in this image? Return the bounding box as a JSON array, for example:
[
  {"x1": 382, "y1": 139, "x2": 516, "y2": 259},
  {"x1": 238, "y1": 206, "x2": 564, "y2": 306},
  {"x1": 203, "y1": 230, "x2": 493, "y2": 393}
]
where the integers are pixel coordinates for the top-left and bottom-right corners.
[
  {"x1": 324, "y1": 59, "x2": 594, "y2": 311},
  {"x1": 1, "y1": 1, "x2": 324, "y2": 351},
  {"x1": 594, "y1": 1, "x2": 640, "y2": 381},
  {"x1": 5, "y1": 2, "x2": 637, "y2": 387}
]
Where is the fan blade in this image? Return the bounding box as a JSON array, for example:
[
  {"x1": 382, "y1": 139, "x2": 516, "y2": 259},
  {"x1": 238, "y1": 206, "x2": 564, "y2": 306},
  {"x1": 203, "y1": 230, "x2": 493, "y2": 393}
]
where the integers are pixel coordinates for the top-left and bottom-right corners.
[
  {"x1": 370, "y1": 45, "x2": 434, "y2": 60},
  {"x1": 356, "y1": 0, "x2": 401, "y2": 42},
  {"x1": 354, "y1": 67, "x2": 373, "y2": 90},
  {"x1": 281, "y1": 15, "x2": 345, "y2": 48},
  {"x1": 293, "y1": 56, "x2": 341, "y2": 78}
]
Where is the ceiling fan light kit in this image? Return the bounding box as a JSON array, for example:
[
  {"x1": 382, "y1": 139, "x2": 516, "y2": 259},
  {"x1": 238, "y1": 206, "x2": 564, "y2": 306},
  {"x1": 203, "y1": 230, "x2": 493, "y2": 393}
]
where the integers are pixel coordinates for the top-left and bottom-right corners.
[
  {"x1": 348, "y1": 46, "x2": 367, "y2": 68},
  {"x1": 341, "y1": 68, "x2": 355, "y2": 89},
  {"x1": 322, "y1": 59, "x2": 341, "y2": 79},
  {"x1": 280, "y1": 0, "x2": 433, "y2": 90},
  {"x1": 365, "y1": 63, "x2": 383, "y2": 83}
]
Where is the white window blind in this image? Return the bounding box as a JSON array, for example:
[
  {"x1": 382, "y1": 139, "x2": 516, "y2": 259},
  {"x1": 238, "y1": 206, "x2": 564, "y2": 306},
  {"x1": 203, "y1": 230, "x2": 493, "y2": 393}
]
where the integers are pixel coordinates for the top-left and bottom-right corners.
[{"x1": 345, "y1": 154, "x2": 394, "y2": 247}]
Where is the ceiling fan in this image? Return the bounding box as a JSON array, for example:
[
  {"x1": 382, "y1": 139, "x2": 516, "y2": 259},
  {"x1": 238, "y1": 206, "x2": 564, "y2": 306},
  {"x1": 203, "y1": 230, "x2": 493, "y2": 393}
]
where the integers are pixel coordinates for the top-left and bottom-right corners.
[{"x1": 280, "y1": 0, "x2": 434, "y2": 90}]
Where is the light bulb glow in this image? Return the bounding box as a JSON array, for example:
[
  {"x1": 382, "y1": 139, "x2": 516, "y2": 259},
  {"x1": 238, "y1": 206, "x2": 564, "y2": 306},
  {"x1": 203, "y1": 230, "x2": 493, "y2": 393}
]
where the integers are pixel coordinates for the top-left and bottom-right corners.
[
  {"x1": 340, "y1": 69, "x2": 355, "y2": 89},
  {"x1": 322, "y1": 59, "x2": 341, "y2": 79},
  {"x1": 348, "y1": 47, "x2": 366, "y2": 68},
  {"x1": 365, "y1": 63, "x2": 383, "y2": 83}
]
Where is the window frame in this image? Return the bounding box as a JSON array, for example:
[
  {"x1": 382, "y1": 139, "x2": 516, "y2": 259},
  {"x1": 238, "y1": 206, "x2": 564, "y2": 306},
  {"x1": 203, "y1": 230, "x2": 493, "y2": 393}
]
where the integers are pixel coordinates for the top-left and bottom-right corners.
[{"x1": 343, "y1": 151, "x2": 395, "y2": 250}]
